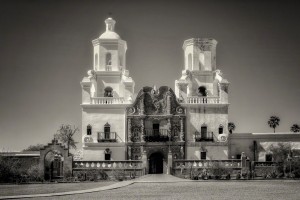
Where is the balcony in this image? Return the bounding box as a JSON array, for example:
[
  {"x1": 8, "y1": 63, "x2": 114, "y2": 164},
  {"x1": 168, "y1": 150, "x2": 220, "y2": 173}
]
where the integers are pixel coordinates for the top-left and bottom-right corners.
[
  {"x1": 195, "y1": 132, "x2": 214, "y2": 142},
  {"x1": 143, "y1": 128, "x2": 170, "y2": 142},
  {"x1": 187, "y1": 96, "x2": 220, "y2": 104},
  {"x1": 98, "y1": 132, "x2": 117, "y2": 142},
  {"x1": 91, "y1": 97, "x2": 125, "y2": 104}
]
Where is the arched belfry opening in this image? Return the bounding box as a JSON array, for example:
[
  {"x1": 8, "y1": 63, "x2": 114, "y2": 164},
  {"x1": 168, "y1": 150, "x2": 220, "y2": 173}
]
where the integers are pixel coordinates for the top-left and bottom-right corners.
[{"x1": 148, "y1": 152, "x2": 164, "y2": 174}]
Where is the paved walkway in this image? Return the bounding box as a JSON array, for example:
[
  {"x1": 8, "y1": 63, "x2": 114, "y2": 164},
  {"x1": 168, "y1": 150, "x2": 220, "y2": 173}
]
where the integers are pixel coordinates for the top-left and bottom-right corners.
[{"x1": 0, "y1": 174, "x2": 187, "y2": 199}]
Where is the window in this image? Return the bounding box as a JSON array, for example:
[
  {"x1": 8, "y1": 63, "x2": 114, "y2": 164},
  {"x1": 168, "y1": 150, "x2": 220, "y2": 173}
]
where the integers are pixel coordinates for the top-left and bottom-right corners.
[
  {"x1": 218, "y1": 125, "x2": 223, "y2": 134},
  {"x1": 265, "y1": 153, "x2": 273, "y2": 162},
  {"x1": 187, "y1": 53, "x2": 192, "y2": 69},
  {"x1": 201, "y1": 124, "x2": 207, "y2": 138},
  {"x1": 236, "y1": 154, "x2": 241, "y2": 159},
  {"x1": 95, "y1": 53, "x2": 98, "y2": 66},
  {"x1": 201, "y1": 152, "x2": 207, "y2": 160},
  {"x1": 198, "y1": 86, "x2": 207, "y2": 97},
  {"x1": 106, "y1": 53, "x2": 112, "y2": 66},
  {"x1": 104, "y1": 87, "x2": 113, "y2": 97},
  {"x1": 104, "y1": 123, "x2": 111, "y2": 139},
  {"x1": 87, "y1": 124, "x2": 92, "y2": 135},
  {"x1": 104, "y1": 148, "x2": 111, "y2": 161}
]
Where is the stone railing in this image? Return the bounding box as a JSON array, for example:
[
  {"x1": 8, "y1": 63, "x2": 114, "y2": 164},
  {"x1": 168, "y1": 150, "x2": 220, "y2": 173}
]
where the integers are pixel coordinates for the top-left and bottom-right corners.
[
  {"x1": 187, "y1": 96, "x2": 220, "y2": 104},
  {"x1": 173, "y1": 159, "x2": 242, "y2": 169},
  {"x1": 73, "y1": 160, "x2": 143, "y2": 170},
  {"x1": 91, "y1": 97, "x2": 125, "y2": 104},
  {"x1": 253, "y1": 161, "x2": 281, "y2": 167},
  {"x1": 105, "y1": 65, "x2": 112, "y2": 71}
]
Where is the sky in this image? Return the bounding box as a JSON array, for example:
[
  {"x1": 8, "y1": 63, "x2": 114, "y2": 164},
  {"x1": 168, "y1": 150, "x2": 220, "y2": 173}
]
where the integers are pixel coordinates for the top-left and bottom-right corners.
[{"x1": 0, "y1": 0, "x2": 300, "y2": 151}]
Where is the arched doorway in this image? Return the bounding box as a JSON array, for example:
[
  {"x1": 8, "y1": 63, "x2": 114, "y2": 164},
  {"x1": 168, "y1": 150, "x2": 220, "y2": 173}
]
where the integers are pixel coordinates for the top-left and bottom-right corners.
[
  {"x1": 44, "y1": 150, "x2": 64, "y2": 180},
  {"x1": 149, "y1": 152, "x2": 164, "y2": 174}
]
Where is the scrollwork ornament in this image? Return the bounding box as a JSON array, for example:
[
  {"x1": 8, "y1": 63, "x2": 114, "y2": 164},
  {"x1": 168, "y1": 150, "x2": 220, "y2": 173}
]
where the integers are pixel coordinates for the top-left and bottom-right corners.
[
  {"x1": 176, "y1": 106, "x2": 184, "y2": 114},
  {"x1": 127, "y1": 107, "x2": 136, "y2": 115}
]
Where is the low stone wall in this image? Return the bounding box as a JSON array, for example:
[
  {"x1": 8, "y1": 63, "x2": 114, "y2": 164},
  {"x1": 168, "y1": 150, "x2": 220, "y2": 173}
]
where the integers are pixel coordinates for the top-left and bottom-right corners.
[{"x1": 73, "y1": 160, "x2": 145, "y2": 180}]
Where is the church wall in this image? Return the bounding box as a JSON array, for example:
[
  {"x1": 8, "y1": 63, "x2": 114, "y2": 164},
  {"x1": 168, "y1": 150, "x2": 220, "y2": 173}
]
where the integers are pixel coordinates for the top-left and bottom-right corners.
[
  {"x1": 82, "y1": 107, "x2": 126, "y2": 143},
  {"x1": 185, "y1": 106, "x2": 229, "y2": 142},
  {"x1": 96, "y1": 76, "x2": 122, "y2": 97},
  {"x1": 82, "y1": 147, "x2": 126, "y2": 161},
  {"x1": 186, "y1": 145, "x2": 228, "y2": 160}
]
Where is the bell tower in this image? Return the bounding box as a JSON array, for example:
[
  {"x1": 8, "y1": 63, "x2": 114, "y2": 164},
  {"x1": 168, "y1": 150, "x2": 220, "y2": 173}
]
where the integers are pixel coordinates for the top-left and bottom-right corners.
[
  {"x1": 80, "y1": 18, "x2": 135, "y2": 161},
  {"x1": 92, "y1": 17, "x2": 127, "y2": 72},
  {"x1": 175, "y1": 38, "x2": 230, "y2": 160}
]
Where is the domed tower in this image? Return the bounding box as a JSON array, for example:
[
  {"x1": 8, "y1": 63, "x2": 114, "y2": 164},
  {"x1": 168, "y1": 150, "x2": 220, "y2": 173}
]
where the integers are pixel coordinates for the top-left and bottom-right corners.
[
  {"x1": 175, "y1": 38, "x2": 230, "y2": 161},
  {"x1": 80, "y1": 18, "x2": 135, "y2": 161}
]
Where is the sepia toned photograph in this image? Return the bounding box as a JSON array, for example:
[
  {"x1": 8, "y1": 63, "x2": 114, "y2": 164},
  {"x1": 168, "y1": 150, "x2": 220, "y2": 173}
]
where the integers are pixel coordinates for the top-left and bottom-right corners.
[{"x1": 0, "y1": 0, "x2": 300, "y2": 199}]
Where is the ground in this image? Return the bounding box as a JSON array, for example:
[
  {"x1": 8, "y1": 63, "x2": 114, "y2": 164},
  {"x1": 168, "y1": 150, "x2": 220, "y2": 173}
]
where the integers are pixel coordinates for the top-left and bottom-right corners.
[
  {"x1": 1, "y1": 175, "x2": 300, "y2": 200},
  {"x1": 0, "y1": 181, "x2": 114, "y2": 196},
  {"x1": 37, "y1": 181, "x2": 300, "y2": 200}
]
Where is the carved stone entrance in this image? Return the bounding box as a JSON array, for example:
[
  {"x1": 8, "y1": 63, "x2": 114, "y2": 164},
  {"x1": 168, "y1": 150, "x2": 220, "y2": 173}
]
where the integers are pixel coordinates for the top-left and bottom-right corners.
[{"x1": 149, "y1": 152, "x2": 164, "y2": 174}]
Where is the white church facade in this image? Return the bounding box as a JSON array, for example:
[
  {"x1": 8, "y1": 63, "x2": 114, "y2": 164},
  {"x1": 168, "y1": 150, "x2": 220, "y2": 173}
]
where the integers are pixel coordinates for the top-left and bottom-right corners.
[
  {"x1": 79, "y1": 18, "x2": 300, "y2": 174},
  {"x1": 80, "y1": 18, "x2": 230, "y2": 173}
]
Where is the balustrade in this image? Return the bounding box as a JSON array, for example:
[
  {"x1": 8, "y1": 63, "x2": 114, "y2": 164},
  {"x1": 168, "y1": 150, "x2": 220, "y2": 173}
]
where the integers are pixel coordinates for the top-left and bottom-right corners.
[
  {"x1": 187, "y1": 96, "x2": 220, "y2": 104},
  {"x1": 174, "y1": 159, "x2": 242, "y2": 169},
  {"x1": 73, "y1": 160, "x2": 143, "y2": 169},
  {"x1": 91, "y1": 97, "x2": 125, "y2": 104},
  {"x1": 253, "y1": 161, "x2": 280, "y2": 167}
]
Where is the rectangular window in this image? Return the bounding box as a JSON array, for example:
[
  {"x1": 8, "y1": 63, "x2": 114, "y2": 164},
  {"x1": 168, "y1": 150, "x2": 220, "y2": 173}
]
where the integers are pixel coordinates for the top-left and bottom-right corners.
[
  {"x1": 219, "y1": 127, "x2": 223, "y2": 134},
  {"x1": 104, "y1": 127, "x2": 110, "y2": 139},
  {"x1": 105, "y1": 153, "x2": 111, "y2": 161},
  {"x1": 236, "y1": 154, "x2": 241, "y2": 159},
  {"x1": 201, "y1": 126, "x2": 207, "y2": 138},
  {"x1": 265, "y1": 154, "x2": 273, "y2": 162},
  {"x1": 200, "y1": 152, "x2": 207, "y2": 160}
]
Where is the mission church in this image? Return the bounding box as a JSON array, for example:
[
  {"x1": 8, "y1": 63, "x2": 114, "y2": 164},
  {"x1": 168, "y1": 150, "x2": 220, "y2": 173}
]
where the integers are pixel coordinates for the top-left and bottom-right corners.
[{"x1": 79, "y1": 18, "x2": 300, "y2": 174}]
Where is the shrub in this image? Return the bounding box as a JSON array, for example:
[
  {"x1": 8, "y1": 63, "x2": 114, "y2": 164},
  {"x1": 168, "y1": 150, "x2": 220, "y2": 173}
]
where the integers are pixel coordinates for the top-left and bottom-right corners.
[
  {"x1": 0, "y1": 157, "x2": 23, "y2": 183},
  {"x1": 113, "y1": 169, "x2": 126, "y2": 181},
  {"x1": 27, "y1": 164, "x2": 42, "y2": 182}
]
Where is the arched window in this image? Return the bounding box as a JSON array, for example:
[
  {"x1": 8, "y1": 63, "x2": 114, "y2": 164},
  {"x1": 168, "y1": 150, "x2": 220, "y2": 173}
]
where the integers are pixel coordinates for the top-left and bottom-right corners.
[
  {"x1": 106, "y1": 53, "x2": 112, "y2": 66},
  {"x1": 265, "y1": 153, "x2": 273, "y2": 162},
  {"x1": 94, "y1": 53, "x2": 98, "y2": 66},
  {"x1": 104, "y1": 122, "x2": 111, "y2": 139},
  {"x1": 218, "y1": 125, "x2": 223, "y2": 134},
  {"x1": 87, "y1": 124, "x2": 92, "y2": 135},
  {"x1": 198, "y1": 86, "x2": 207, "y2": 97},
  {"x1": 187, "y1": 53, "x2": 192, "y2": 69},
  {"x1": 104, "y1": 86, "x2": 113, "y2": 97}
]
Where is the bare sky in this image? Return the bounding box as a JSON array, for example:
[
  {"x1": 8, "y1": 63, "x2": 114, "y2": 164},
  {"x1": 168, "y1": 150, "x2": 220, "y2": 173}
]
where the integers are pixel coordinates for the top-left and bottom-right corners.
[{"x1": 1, "y1": 0, "x2": 300, "y2": 151}]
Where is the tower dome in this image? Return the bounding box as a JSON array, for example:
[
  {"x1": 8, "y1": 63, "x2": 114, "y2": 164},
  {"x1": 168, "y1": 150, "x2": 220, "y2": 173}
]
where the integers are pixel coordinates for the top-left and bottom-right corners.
[{"x1": 99, "y1": 17, "x2": 120, "y2": 39}]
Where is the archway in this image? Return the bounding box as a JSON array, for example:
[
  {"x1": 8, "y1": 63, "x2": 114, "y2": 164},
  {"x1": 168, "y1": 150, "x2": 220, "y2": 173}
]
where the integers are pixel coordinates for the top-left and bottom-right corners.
[
  {"x1": 44, "y1": 150, "x2": 64, "y2": 180},
  {"x1": 39, "y1": 139, "x2": 73, "y2": 180},
  {"x1": 149, "y1": 152, "x2": 164, "y2": 174}
]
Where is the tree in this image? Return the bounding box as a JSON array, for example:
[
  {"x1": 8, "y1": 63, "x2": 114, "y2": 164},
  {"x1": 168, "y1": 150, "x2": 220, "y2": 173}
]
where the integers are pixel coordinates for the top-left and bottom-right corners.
[
  {"x1": 55, "y1": 124, "x2": 79, "y2": 156},
  {"x1": 268, "y1": 116, "x2": 280, "y2": 133},
  {"x1": 23, "y1": 144, "x2": 44, "y2": 151},
  {"x1": 228, "y1": 122, "x2": 236, "y2": 134},
  {"x1": 290, "y1": 124, "x2": 300, "y2": 133}
]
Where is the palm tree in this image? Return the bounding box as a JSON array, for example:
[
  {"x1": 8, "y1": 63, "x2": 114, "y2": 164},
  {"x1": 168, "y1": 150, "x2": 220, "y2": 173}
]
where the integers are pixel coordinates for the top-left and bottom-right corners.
[
  {"x1": 228, "y1": 122, "x2": 236, "y2": 134},
  {"x1": 268, "y1": 116, "x2": 280, "y2": 133},
  {"x1": 55, "y1": 124, "x2": 79, "y2": 156},
  {"x1": 290, "y1": 124, "x2": 300, "y2": 133}
]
